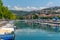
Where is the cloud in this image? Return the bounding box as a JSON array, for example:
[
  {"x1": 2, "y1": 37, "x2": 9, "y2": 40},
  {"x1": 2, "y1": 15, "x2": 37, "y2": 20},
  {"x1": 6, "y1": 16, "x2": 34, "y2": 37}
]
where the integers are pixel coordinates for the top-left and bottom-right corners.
[
  {"x1": 31, "y1": 7, "x2": 38, "y2": 10},
  {"x1": 7, "y1": 5, "x2": 10, "y2": 8},
  {"x1": 12, "y1": 6, "x2": 47, "y2": 11},
  {"x1": 13, "y1": 6, "x2": 39, "y2": 11},
  {"x1": 39, "y1": 7, "x2": 47, "y2": 9},
  {"x1": 47, "y1": 2, "x2": 53, "y2": 7},
  {"x1": 14, "y1": 6, "x2": 23, "y2": 10}
]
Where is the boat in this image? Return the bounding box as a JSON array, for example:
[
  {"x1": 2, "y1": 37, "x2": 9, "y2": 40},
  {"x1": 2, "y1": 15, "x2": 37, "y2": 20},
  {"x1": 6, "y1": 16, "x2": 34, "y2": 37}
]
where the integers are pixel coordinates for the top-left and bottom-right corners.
[
  {"x1": 39, "y1": 17, "x2": 60, "y2": 32},
  {"x1": 0, "y1": 21, "x2": 16, "y2": 40}
]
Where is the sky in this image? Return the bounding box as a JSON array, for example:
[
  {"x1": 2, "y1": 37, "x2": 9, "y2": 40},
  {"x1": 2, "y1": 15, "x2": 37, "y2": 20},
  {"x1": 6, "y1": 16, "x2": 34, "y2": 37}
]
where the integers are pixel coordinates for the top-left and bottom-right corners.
[{"x1": 2, "y1": 0, "x2": 60, "y2": 11}]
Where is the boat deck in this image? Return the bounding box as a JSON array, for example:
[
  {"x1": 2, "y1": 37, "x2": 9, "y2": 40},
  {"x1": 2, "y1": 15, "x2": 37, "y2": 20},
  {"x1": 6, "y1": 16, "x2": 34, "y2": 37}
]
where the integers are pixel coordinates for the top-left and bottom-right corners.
[{"x1": 0, "y1": 21, "x2": 15, "y2": 40}]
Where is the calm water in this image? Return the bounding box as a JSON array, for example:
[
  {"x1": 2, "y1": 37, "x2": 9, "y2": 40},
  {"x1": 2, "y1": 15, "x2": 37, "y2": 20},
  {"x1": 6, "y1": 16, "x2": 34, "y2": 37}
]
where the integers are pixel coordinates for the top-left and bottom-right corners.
[{"x1": 15, "y1": 21, "x2": 60, "y2": 40}]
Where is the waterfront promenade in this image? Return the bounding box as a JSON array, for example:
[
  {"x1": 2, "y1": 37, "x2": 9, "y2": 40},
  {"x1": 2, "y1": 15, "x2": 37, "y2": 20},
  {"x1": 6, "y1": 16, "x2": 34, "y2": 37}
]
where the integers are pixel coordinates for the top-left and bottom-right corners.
[
  {"x1": 17, "y1": 19, "x2": 60, "y2": 24},
  {"x1": 16, "y1": 19, "x2": 60, "y2": 29}
]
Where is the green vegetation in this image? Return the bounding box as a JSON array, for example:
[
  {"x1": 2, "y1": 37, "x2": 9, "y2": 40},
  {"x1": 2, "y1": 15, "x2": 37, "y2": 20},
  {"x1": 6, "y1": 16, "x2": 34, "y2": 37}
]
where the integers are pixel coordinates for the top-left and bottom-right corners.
[
  {"x1": 0, "y1": 0, "x2": 16, "y2": 20},
  {"x1": 40, "y1": 16, "x2": 53, "y2": 19},
  {"x1": 32, "y1": 14, "x2": 38, "y2": 19},
  {"x1": 17, "y1": 16, "x2": 25, "y2": 20},
  {"x1": 9, "y1": 5, "x2": 60, "y2": 20}
]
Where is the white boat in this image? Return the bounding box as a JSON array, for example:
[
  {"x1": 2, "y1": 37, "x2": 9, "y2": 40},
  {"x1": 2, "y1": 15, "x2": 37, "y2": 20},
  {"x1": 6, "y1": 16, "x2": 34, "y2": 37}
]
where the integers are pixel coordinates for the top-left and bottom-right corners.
[{"x1": 0, "y1": 21, "x2": 16, "y2": 40}]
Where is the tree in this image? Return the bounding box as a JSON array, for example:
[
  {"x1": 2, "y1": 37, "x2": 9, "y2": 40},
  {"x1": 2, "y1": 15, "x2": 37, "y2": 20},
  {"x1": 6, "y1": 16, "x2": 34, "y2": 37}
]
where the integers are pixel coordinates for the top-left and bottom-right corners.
[
  {"x1": 0, "y1": 0, "x2": 17, "y2": 20},
  {"x1": 0, "y1": 0, "x2": 3, "y2": 6},
  {"x1": 32, "y1": 14, "x2": 38, "y2": 19}
]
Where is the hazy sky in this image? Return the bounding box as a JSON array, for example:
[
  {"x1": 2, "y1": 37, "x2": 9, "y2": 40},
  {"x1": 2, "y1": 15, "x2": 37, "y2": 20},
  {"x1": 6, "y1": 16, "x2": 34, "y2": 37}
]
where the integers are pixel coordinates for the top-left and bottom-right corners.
[{"x1": 2, "y1": 0, "x2": 60, "y2": 11}]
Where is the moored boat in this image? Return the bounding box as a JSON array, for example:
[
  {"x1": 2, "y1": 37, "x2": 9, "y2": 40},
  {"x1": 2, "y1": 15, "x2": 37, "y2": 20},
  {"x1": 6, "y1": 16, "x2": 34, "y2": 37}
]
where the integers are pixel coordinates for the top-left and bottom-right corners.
[{"x1": 0, "y1": 21, "x2": 16, "y2": 40}]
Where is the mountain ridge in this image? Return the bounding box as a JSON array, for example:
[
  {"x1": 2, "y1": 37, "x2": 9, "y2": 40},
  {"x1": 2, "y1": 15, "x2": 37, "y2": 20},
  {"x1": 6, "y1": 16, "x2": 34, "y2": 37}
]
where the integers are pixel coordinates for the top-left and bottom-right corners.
[{"x1": 10, "y1": 6, "x2": 60, "y2": 16}]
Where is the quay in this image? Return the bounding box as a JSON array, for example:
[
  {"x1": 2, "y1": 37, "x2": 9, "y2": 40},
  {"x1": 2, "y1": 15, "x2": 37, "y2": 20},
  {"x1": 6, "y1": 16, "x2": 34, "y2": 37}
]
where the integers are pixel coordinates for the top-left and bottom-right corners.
[{"x1": 17, "y1": 19, "x2": 60, "y2": 32}]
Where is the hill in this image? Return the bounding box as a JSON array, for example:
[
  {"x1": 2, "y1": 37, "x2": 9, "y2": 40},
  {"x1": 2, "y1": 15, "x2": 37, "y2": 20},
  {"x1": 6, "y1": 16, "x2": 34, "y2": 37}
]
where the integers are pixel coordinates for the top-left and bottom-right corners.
[{"x1": 10, "y1": 6, "x2": 60, "y2": 16}]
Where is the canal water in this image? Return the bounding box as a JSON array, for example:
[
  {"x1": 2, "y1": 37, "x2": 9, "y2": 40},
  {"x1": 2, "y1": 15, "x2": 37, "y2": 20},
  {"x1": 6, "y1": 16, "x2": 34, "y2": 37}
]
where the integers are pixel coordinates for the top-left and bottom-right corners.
[{"x1": 15, "y1": 21, "x2": 60, "y2": 40}]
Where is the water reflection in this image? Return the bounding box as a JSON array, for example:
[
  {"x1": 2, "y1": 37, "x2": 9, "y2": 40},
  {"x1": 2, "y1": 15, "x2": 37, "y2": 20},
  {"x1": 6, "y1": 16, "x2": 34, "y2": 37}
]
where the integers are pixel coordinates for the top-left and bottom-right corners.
[
  {"x1": 16, "y1": 21, "x2": 60, "y2": 32},
  {"x1": 15, "y1": 21, "x2": 60, "y2": 40},
  {"x1": 15, "y1": 29, "x2": 60, "y2": 40}
]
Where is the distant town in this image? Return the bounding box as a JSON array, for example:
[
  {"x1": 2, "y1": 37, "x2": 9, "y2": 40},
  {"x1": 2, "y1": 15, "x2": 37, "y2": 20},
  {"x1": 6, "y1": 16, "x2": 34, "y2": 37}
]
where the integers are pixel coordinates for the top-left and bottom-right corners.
[{"x1": 10, "y1": 7, "x2": 60, "y2": 20}]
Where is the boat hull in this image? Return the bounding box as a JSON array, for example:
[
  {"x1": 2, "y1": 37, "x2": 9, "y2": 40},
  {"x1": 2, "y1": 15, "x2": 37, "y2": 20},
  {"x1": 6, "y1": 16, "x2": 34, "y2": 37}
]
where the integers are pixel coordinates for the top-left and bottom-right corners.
[{"x1": 0, "y1": 34, "x2": 14, "y2": 40}]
